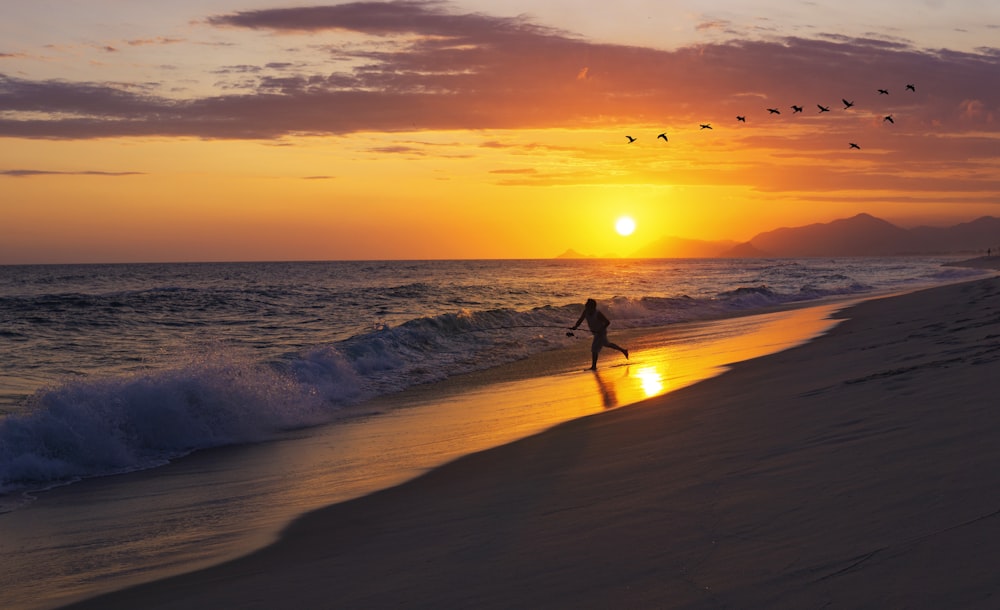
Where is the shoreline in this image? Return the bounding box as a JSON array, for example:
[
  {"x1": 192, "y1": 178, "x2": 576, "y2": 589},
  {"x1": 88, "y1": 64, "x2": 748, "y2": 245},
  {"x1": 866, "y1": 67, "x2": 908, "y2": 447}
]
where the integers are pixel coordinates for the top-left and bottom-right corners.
[
  {"x1": 61, "y1": 258, "x2": 1000, "y2": 608},
  {"x1": 5, "y1": 293, "x2": 851, "y2": 610}
]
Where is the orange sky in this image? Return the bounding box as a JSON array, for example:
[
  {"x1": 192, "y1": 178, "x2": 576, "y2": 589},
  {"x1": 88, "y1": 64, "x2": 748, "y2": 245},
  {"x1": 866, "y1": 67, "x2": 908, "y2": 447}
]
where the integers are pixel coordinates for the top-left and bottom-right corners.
[{"x1": 2, "y1": 2, "x2": 1000, "y2": 263}]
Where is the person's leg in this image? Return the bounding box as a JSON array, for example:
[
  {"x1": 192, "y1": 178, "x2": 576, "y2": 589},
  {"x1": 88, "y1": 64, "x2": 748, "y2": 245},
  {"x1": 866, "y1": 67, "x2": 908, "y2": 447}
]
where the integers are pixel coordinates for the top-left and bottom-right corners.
[
  {"x1": 606, "y1": 341, "x2": 628, "y2": 359},
  {"x1": 590, "y1": 333, "x2": 603, "y2": 370}
]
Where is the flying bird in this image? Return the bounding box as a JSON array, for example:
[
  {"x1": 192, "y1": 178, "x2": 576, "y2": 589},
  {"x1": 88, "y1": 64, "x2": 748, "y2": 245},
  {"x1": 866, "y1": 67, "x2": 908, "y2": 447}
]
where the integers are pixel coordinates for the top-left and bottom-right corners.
[
  {"x1": 700, "y1": 123, "x2": 713, "y2": 130},
  {"x1": 906, "y1": 83, "x2": 916, "y2": 91},
  {"x1": 657, "y1": 132, "x2": 668, "y2": 142},
  {"x1": 849, "y1": 142, "x2": 861, "y2": 149},
  {"x1": 736, "y1": 115, "x2": 746, "y2": 122},
  {"x1": 791, "y1": 105, "x2": 803, "y2": 113},
  {"x1": 767, "y1": 108, "x2": 781, "y2": 115},
  {"x1": 626, "y1": 135, "x2": 636, "y2": 143},
  {"x1": 842, "y1": 99, "x2": 855, "y2": 109},
  {"x1": 817, "y1": 104, "x2": 831, "y2": 113},
  {"x1": 883, "y1": 115, "x2": 894, "y2": 124},
  {"x1": 878, "y1": 89, "x2": 889, "y2": 95}
]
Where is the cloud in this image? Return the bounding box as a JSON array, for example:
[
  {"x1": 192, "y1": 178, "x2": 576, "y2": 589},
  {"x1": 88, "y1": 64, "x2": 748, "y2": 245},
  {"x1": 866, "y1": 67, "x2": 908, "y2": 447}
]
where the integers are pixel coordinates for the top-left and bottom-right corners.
[
  {"x1": 696, "y1": 19, "x2": 732, "y2": 32},
  {"x1": 0, "y1": 1, "x2": 997, "y2": 145},
  {"x1": 126, "y1": 37, "x2": 185, "y2": 47},
  {"x1": 488, "y1": 168, "x2": 538, "y2": 174},
  {"x1": 205, "y1": 1, "x2": 559, "y2": 38},
  {"x1": 367, "y1": 145, "x2": 425, "y2": 154},
  {"x1": 1, "y1": 169, "x2": 143, "y2": 177},
  {"x1": 959, "y1": 99, "x2": 993, "y2": 122}
]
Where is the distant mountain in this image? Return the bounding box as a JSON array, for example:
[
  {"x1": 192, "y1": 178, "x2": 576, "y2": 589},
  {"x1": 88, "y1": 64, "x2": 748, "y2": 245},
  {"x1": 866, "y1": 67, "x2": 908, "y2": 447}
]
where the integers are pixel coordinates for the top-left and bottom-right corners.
[
  {"x1": 557, "y1": 214, "x2": 1000, "y2": 259},
  {"x1": 742, "y1": 213, "x2": 1000, "y2": 257},
  {"x1": 907, "y1": 216, "x2": 1000, "y2": 254},
  {"x1": 554, "y1": 248, "x2": 594, "y2": 259},
  {"x1": 630, "y1": 236, "x2": 740, "y2": 258},
  {"x1": 719, "y1": 241, "x2": 771, "y2": 258}
]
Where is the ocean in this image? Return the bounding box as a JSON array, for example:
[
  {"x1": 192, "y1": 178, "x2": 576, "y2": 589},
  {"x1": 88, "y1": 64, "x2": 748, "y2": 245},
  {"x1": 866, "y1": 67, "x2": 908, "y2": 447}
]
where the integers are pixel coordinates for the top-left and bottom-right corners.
[{"x1": 0, "y1": 257, "x2": 987, "y2": 608}]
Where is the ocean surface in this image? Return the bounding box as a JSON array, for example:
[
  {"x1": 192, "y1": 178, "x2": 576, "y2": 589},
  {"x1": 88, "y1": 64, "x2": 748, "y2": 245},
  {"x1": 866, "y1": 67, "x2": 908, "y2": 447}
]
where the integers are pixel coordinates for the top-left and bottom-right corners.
[
  {"x1": 0, "y1": 257, "x2": 983, "y2": 499},
  {"x1": 0, "y1": 257, "x2": 988, "y2": 608}
]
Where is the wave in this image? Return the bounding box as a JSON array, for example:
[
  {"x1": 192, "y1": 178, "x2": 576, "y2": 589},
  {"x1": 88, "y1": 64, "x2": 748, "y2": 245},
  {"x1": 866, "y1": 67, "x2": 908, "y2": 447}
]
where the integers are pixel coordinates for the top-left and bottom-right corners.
[{"x1": 0, "y1": 270, "x2": 979, "y2": 496}]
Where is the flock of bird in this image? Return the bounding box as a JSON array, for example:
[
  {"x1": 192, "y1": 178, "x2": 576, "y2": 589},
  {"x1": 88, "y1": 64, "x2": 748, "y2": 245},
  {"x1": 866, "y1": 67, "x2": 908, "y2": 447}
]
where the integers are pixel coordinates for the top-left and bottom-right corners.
[{"x1": 626, "y1": 83, "x2": 917, "y2": 151}]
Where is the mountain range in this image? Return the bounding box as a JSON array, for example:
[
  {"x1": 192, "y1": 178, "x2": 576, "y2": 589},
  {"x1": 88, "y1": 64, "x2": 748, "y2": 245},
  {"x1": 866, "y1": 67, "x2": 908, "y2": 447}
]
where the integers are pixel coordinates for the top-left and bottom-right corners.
[{"x1": 559, "y1": 214, "x2": 1000, "y2": 259}]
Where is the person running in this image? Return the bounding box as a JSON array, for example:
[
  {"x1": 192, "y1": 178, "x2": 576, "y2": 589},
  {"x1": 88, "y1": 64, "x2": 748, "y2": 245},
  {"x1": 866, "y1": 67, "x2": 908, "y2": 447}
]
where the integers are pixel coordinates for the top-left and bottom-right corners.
[{"x1": 570, "y1": 298, "x2": 629, "y2": 370}]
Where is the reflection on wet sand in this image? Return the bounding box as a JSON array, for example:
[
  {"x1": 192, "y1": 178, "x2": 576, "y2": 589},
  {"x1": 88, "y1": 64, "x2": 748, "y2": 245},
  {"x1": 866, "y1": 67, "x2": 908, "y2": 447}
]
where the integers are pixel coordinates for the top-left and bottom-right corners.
[{"x1": 7, "y1": 302, "x2": 845, "y2": 610}]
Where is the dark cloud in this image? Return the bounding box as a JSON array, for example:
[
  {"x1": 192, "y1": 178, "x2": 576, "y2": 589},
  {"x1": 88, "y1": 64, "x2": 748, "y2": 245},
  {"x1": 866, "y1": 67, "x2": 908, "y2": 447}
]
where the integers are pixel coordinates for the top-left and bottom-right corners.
[
  {"x1": 367, "y1": 145, "x2": 425, "y2": 154},
  {"x1": 1, "y1": 169, "x2": 143, "y2": 177},
  {"x1": 126, "y1": 37, "x2": 185, "y2": 46},
  {"x1": 0, "y1": 1, "x2": 997, "y2": 146},
  {"x1": 215, "y1": 65, "x2": 264, "y2": 74},
  {"x1": 205, "y1": 1, "x2": 558, "y2": 39}
]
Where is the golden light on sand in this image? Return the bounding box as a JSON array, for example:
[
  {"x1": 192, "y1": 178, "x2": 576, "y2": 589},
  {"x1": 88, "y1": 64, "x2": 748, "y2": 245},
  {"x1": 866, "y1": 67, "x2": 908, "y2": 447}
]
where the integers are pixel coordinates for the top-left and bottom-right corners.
[
  {"x1": 635, "y1": 366, "x2": 664, "y2": 397},
  {"x1": 615, "y1": 216, "x2": 636, "y2": 236}
]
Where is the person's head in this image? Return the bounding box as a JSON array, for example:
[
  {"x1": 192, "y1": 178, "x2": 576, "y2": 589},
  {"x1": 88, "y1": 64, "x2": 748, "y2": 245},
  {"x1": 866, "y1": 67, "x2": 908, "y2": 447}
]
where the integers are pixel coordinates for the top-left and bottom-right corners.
[{"x1": 584, "y1": 298, "x2": 597, "y2": 311}]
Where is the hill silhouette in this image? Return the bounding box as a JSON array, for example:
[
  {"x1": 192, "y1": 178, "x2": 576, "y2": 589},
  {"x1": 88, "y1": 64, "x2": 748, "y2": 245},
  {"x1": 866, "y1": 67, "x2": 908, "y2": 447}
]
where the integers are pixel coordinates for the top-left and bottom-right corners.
[
  {"x1": 630, "y1": 236, "x2": 740, "y2": 259},
  {"x1": 733, "y1": 213, "x2": 1000, "y2": 257},
  {"x1": 739, "y1": 213, "x2": 913, "y2": 257},
  {"x1": 559, "y1": 214, "x2": 1000, "y2": 258}
]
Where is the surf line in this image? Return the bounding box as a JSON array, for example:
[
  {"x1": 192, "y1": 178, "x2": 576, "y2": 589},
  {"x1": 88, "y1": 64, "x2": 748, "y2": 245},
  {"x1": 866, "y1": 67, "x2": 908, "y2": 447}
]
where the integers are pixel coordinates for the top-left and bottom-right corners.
[
  {"x1": 372, "y1": 320, "x2": 581, "y2": 337},
  {"x1": 449, "y1": 324, "x2": 580, "y2": 337}
]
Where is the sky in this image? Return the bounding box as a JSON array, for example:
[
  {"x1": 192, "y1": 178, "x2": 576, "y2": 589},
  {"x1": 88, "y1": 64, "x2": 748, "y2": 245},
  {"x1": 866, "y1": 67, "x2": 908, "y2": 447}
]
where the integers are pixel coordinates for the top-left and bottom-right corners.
[{"x1": 2, "y1": 0, "x2": 1000, "y2": 263}]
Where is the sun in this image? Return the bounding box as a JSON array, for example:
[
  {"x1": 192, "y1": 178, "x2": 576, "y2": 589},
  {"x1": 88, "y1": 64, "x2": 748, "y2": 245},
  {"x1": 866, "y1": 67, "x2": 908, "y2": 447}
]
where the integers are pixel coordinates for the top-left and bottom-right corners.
[{"x1": 615, "y1": 216, "x2": 636, "y2": 236}]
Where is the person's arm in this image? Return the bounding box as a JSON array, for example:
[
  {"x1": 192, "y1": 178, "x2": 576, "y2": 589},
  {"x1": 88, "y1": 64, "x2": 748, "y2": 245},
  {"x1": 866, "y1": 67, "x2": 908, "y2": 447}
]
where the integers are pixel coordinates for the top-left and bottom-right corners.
[
  {"x1": 595, "y1": 311, "x2": 610, "y2": 331},
  {"x1": 571, "y1": 310, "x2": 586, "y2": 330}
]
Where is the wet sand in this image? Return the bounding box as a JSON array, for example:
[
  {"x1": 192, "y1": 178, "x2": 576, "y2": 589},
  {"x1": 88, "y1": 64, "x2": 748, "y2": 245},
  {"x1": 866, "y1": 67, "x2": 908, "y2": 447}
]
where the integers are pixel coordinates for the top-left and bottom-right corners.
[{"x1": 65, "y1": 259, "x2": 1000, "y2": 609}]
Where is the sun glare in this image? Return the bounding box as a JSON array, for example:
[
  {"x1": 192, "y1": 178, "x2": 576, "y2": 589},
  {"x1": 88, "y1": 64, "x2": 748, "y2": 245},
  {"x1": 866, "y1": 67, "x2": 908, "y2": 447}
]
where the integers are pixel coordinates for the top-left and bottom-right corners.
[{"x1": 615, "y1": 216, "x2": 636, "y2": 236}]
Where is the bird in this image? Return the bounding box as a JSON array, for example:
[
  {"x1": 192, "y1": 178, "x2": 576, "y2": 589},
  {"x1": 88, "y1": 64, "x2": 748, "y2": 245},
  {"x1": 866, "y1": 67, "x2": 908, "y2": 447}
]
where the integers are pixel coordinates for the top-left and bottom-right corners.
[
  {"x1": 883, "y1": 114, "x2": 894, "y2": 124},
  {"x1": 791, "y1": 105, "x2": 803, "y2": 113},
  {"x1": 849, "y1": 142, "x2": 861, "y2": 149},
  {"x1": 878, "y1": 89, "x2": 889, "y2": 95},
  {"x1": 626, "y1": 135, "x2": 636, "y2": 143},
  {"x1": 906, "y1": 83, "x2": 916, "y2": 92},
  {"x1": 842, "y1": 99, "x2": 855, "y2": 109},
  {"x1": 700, "y1": 123, "x2": 713, "y2": 130},
  {"x1": 767, "y1": 108, "x2": 781, "y2": 115},
  {"x1": 657, "y1": 132, "x2": 668, "y2": 142},
  {"x1": 736, "y1": 115, "x2": 746, "y2": 122},
  {"x1": 817, "y1": 104, "x2": 831, "y2": 113}
]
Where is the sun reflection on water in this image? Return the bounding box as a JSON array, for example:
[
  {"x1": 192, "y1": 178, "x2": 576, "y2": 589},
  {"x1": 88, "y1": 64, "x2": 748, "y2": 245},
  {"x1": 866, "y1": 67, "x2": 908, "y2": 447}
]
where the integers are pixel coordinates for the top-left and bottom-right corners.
[{"x1": 635, "y1": 366, "x2": 665, "y2": 397}]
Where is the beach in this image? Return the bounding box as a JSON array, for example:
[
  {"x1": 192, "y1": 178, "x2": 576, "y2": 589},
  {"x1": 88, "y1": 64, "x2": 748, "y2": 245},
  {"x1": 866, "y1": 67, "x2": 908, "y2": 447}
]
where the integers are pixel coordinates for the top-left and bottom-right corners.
[{"x1": 60, "y1": 259, "x2": 1000, "y2": 608}]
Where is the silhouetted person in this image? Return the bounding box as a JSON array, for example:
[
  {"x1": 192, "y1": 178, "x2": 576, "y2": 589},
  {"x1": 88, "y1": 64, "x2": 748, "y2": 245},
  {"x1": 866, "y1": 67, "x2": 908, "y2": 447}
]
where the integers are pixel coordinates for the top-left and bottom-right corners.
[{"x1": 571, "y1": 298, "x2": 629, "y2": 370}]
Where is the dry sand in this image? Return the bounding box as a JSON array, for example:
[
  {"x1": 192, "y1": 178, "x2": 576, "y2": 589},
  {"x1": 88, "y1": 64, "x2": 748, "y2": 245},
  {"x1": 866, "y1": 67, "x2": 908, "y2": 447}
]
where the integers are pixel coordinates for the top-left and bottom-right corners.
[{"x1": 65, "y1": 260, "x2": 1000, "y2": 609}]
